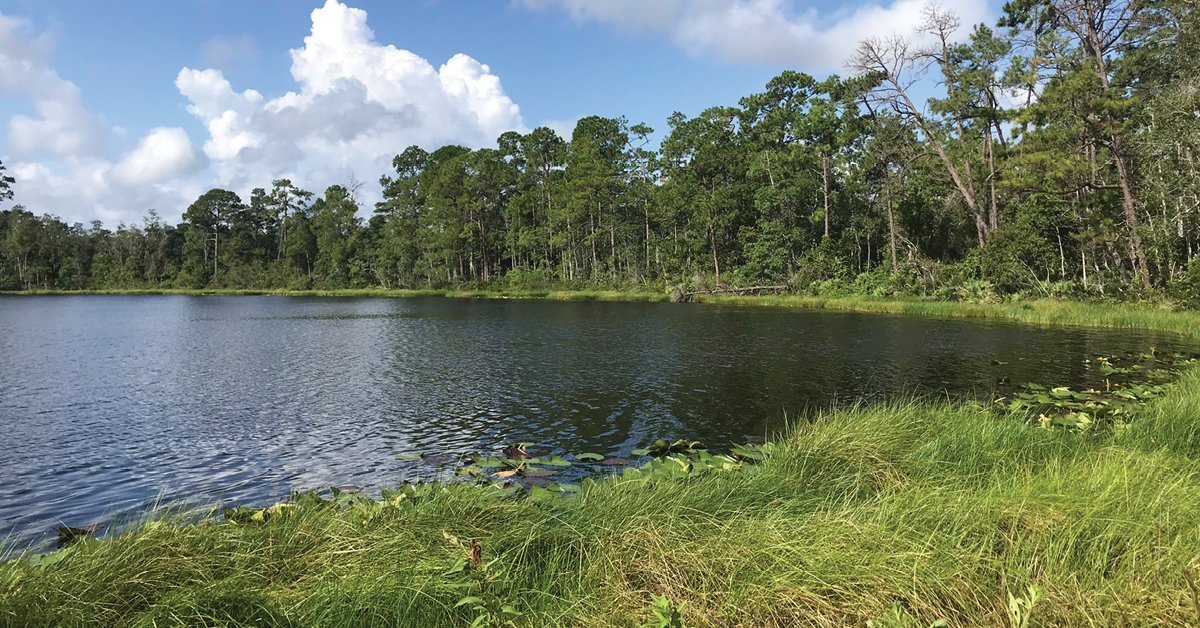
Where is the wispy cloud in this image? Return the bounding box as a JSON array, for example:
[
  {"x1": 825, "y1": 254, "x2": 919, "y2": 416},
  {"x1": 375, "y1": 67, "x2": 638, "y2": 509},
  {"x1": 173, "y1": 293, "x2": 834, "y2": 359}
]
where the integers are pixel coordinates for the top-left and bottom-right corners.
[{"x1": 514, "y1": 0, "x2": 993, "y2": 70}]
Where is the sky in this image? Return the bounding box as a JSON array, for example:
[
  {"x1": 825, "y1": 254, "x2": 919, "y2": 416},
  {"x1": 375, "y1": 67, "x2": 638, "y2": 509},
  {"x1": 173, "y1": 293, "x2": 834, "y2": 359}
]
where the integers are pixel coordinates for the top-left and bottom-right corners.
[{"x1": 0, "y1": 0, "x2": 997, "y2": 227}]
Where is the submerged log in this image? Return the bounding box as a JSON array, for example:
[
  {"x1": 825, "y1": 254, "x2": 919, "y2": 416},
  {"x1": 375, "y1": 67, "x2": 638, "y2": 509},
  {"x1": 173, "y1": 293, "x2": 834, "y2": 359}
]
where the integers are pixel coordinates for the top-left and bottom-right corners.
[
  {"x1": 688, "y1": 285, "x2": 787, "y2": 296},
  {"x1": 673, "y1": 285, "x2": 787, "y2": 302}
]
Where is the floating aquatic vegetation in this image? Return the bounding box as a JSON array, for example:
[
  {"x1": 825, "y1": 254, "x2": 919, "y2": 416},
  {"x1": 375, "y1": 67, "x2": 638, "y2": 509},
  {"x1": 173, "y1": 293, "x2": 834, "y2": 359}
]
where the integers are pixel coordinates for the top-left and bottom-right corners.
[
  {"x1": 199, "y1": 437, "x2": 783, "y2": 534},
  {"x1": 633, "y1": 439, "x2": 706, "y2": 458},
  {"x1": 988, "y1": 349, "x2": 1197, "y2": 431},
  {"x1": 54, "y1": 524, "x2": 101, "y2": 546}
]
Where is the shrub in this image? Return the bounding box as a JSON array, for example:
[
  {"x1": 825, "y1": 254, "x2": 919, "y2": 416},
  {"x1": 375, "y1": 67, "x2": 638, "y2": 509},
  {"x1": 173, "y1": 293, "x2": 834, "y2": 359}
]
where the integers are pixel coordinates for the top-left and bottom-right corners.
[
  {"x1": 1172, "y1": 257, "x2": 1200, "y2": 309},
  {"x1": 957, "y1": 279, "x2": 996, "y2": 303}
]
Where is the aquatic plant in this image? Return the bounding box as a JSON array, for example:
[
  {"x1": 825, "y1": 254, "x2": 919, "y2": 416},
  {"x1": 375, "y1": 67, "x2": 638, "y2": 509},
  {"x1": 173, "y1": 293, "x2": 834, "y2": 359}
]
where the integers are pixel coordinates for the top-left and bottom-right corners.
[{"x1": 640, "y1": 596, "x2": 688, "y2": 628}]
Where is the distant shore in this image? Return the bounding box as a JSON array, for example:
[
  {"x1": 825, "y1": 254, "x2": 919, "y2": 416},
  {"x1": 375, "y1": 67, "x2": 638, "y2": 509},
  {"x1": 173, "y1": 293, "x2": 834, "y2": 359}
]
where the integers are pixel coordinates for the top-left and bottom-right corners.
[{"x1": 6, "y1": 288, "x2": 1198, "y2": 337}]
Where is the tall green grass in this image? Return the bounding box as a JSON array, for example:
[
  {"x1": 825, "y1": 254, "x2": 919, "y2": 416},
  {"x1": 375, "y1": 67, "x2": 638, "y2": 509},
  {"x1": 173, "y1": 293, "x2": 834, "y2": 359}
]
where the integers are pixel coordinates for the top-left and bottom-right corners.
[{"x1": 692, "y1": 294, "x2": 1200, "y2": 338}]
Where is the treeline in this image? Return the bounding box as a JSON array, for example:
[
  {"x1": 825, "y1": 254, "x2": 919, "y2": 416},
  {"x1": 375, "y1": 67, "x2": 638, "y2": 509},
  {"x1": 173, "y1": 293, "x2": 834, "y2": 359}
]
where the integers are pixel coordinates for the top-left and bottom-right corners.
[{"x1": 3, "y1": 0, "x2": 1200, "y2": 303}]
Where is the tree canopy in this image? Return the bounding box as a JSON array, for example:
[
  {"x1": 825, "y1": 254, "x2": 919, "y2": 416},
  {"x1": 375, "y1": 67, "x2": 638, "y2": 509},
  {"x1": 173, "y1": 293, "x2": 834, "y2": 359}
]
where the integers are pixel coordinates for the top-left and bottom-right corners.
[{"x1": 2, "y1": 1, "x2": 1198, "y2": 302}]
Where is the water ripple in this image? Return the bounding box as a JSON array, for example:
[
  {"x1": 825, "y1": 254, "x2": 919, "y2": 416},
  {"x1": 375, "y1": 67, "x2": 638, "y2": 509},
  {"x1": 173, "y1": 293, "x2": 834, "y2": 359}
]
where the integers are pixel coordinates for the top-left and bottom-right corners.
[{"x1": 0, "y1": 295, "x2": 1191, "y2": 550}]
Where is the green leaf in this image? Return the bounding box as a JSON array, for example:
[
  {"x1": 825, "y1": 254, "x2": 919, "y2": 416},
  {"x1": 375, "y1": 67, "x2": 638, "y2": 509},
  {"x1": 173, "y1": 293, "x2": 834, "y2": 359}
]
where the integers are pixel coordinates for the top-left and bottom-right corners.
[
  {"x1": 522, "y1": 468, "x2": 559, "y2": 478},
  {"x1": 574, "y1": 453, "x2": 605, "y2": 461},
  {"x1": 395, "y1": 453, "x2": 422, "y2": 460},
  {"x1": 528, "y1": 455, "x2": 572, "y2": 467},
  {"x1": 528, "y1": 485, "x2": 555, "y2": 501},
  {"x1": 456, "y1": 596, "x2": 484, "y2": 607},
  {"x1": 26, "y1": 545, "x2": 77, "y2": 568}
]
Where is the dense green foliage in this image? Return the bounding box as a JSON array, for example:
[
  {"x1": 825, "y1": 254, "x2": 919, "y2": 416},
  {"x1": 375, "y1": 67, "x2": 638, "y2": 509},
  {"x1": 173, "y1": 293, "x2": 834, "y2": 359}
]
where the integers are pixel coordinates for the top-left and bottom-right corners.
[{"x1": 2, "y1": 1, "x2": 1199, "y2": 304}]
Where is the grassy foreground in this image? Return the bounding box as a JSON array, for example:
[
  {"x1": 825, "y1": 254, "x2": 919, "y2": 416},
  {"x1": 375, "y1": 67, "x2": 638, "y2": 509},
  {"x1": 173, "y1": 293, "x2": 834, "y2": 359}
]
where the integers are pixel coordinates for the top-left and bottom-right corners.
[{"x1": 4, "y1": 297, "x2": 1200, "y2": 627}]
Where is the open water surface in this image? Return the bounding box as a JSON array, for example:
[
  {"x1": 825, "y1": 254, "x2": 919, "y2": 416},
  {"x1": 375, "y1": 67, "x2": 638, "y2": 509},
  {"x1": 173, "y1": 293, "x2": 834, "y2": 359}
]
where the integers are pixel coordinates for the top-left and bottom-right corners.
[{"x1": 0, "y1": 295, "x2": 1191, "y2": 548}]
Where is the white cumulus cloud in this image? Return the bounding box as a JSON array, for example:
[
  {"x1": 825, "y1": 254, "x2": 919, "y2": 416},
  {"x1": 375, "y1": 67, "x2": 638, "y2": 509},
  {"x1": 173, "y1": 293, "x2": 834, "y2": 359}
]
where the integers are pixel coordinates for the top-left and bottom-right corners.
[
  {"x1": 175, "y1": 0, "x2": 527, "y2": 199},
  {"x1": 0, "y1": 12, "x2": 202, "y2": 225},
  {"x1": 515, "y1": 0, "x2": 993, "y2": 70},
  {"x1": 1, "y1": 1, "x2": 526, "y2": 226},
  {"x1": 114, "y1": 127, "x2": 205, "y2": 186}
]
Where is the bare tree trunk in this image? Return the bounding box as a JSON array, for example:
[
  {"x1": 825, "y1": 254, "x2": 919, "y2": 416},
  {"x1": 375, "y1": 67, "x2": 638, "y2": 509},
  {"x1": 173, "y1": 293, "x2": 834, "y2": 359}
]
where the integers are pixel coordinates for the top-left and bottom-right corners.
[
  {"x1": 852, "y1": 34, "x2": 989, "y2": 245},
  {"x1": 644, "y1": 197, "x2": 650, "y2": 270},
  {"x1": 709, "y1": 220, "x2": 721, "y2": 282},
  {"x1": 885, "y1": 176, "x2": 899, "y2": 273},
  {"x1": 1081, "y1": 8, "x2": 1152, "y2": 289},
  {"x1": 823, "y1": 153, "x2": 831, "y2": 238},
  {"x1": 984, "y1": 111, "x2": 1000, "y2": 231},
  {"x1": 278, "y1": 212, "x2": 286, "y2": 261},
  {"x1": 897, "y1": 78, "x2": 989, "y2": 245},
  {"x1": 1111, "y1": 136, "x2": 1152, "y2": 289}
]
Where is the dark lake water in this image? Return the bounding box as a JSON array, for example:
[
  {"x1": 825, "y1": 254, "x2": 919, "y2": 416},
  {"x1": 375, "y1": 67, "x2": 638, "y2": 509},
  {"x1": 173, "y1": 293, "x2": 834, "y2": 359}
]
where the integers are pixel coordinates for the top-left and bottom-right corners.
[{"x1": 0, "y1": 295, "x2": 1191, "y2": 549}]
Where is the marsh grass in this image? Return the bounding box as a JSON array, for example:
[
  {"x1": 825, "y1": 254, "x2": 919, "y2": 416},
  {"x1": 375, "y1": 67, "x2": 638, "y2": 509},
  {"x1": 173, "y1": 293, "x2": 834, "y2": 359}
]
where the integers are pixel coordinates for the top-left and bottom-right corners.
[
  {"x1": 691, "y1": 294, "x2": 1200, "y2": 338},
  {"x1": 4, "y1": 295, "x2": 1200, "y2": 626}
]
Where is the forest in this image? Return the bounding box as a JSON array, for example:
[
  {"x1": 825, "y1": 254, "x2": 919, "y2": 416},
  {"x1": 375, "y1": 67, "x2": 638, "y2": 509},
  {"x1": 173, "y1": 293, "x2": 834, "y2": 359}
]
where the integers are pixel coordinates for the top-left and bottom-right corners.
[{"x1": 2, "y1": 0, "x2": 1199, "y2": 304}]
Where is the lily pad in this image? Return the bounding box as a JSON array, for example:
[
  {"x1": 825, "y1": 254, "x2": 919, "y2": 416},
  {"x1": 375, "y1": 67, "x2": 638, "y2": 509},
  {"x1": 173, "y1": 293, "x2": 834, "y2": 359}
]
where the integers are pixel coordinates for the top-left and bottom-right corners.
[
  {"x1": 574, "y1": 453, "x2": 605, "y2": 461},
  {"x1": 522, "y1": 468, "x2": 560, "y2": 478},
  {"x1": 27, "y1": 545, "x2": 79, "y2": 568},
  {"x1": 600, "y1": 457, "x2": 630, "y2": 466},
  {"x1": 532, "y1": 456, "x2": 573, "y2": 465},
  {"x1": 55, "y1": 524, "x2": 102, "y2": 544}
]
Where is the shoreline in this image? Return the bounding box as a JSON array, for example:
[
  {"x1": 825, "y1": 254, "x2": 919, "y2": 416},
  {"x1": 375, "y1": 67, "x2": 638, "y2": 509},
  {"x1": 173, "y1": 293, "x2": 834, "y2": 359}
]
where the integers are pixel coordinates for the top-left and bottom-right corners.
[
  {"x1": 7, "y1": 287, "x2": 1198, "y2": 336},
  {"x1": 5, "y1": 293, "x2": 1200, "y2": 626}
]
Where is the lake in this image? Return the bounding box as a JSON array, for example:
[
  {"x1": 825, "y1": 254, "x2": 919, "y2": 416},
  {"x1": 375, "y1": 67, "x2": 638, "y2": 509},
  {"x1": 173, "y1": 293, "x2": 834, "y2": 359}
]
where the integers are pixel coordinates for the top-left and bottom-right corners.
[{"x1": 0, "y1": 295, "x2": 1190, "y2": 549}]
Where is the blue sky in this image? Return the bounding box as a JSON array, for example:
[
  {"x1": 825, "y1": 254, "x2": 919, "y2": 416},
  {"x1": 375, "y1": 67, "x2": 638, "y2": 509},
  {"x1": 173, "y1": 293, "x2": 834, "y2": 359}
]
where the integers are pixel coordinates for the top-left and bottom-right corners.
[{"x1": 0, "y1": 0, "x2": 995, "y2": 226}]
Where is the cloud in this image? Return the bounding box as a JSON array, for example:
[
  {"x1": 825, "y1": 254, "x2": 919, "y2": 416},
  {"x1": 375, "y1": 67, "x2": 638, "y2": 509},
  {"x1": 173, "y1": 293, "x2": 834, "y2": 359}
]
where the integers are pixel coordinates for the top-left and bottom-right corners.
[
  {"x1": 518, "y1": 0, "x2": 682, "y2": 32},
  {"x1": 114, "y1": 127, "x2": 206, "y2": 186},
  {"x1": 514, "y1": 0, "x2": 993, "y2": 70},
  {"x1": 0, "y1": 14, "x2": 107, "y2": 161},
  {"x1": 1, "y1": 1, "x2": 526, "y2": 226},
  {"x1": 539, "y1": 117, "x2": 582, "y2": 140},
  {"x1": 201, "y1": 35, "x2": 259, "y2": 71},
  {"x1": 0, "y1": 12, "x2": 200, "y2": 225},
  {"x1": 175, "y1": 0, "x2": 526, "y2": 206}
]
